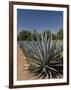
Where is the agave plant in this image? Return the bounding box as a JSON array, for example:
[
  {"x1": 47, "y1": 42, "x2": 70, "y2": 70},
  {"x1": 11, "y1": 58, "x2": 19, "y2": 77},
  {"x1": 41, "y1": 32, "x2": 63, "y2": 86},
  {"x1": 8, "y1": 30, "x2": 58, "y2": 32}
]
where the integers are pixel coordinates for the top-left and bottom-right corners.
[{"x1": 21, "y1": 33, "x2": 63, "y2": 79}]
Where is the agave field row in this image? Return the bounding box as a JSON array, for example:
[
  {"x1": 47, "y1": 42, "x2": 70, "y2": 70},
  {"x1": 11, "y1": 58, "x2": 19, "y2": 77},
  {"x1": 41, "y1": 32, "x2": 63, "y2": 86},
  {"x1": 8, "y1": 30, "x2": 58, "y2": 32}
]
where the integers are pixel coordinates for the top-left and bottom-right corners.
[{"x1": 18, "y1": 34, "x2": 63, "y2": 79}]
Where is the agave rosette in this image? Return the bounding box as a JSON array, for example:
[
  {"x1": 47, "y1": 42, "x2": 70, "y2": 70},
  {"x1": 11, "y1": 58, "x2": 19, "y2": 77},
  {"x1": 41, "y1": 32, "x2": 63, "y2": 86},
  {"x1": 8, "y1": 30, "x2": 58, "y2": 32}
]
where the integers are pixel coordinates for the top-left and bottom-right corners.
[{"x1": 20, "y1": 33, "x2": 63, "y2": 79}]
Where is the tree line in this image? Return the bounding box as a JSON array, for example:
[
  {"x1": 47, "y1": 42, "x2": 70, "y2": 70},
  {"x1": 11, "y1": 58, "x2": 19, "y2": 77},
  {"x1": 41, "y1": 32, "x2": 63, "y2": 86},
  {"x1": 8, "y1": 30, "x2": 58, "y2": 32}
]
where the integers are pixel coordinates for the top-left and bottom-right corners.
[{"x1": 17, "y1": 28, "x2": 63, "y2": 41}]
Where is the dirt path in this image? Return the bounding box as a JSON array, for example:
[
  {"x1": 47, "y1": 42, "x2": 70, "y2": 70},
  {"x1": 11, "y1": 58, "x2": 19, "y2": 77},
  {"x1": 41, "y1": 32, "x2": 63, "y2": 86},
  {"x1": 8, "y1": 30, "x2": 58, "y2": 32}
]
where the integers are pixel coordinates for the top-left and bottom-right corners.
[{"x1": 17, "y1": 44, "x2": 37, "y2": 80}]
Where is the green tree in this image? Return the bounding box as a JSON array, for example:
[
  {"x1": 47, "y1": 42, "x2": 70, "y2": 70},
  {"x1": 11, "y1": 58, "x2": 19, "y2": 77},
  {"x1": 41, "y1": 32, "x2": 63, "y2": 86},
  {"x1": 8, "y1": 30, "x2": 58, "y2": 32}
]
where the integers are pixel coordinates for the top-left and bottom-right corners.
[
  {"x1": 17, "y1": 30, "x2": 31, "y2": 41},
  {"x1": 31, "y1": 29, "x2": 37, "y2": 41},
  {"x1": 52, "y1": 33, "x2": 56, "y2": 40},
  {"x1": 57, "y1": 28, "x2": 63, "y2": 40}
]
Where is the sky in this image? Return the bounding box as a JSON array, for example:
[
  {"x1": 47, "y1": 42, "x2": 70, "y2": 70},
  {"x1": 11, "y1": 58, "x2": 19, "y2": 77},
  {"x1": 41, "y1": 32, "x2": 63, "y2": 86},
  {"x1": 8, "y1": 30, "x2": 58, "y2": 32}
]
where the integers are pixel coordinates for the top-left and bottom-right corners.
[{"x1": 17, "y1": 9, "x2": 63, "y2": 33}]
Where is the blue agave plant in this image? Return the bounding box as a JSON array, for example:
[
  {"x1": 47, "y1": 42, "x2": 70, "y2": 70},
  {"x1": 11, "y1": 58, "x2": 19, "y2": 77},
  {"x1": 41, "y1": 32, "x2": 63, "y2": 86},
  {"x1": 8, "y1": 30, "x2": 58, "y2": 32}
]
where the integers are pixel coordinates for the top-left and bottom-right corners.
[{"x1": 20, "y1": 33, "x2": 63, "y2": 79}]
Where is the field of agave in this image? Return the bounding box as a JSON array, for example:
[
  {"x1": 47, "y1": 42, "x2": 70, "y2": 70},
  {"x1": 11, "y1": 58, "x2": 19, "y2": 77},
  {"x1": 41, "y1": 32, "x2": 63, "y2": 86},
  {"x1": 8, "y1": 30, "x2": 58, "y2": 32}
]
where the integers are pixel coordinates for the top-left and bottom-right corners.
[{"x1": 18, "y1": 33, "x2": 63, "y2": 79}]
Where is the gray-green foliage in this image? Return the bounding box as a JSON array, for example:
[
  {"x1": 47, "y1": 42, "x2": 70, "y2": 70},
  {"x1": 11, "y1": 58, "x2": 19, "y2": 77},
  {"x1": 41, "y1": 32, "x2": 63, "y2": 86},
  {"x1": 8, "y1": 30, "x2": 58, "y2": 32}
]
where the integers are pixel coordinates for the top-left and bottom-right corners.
[
  {"x1": 17, "y1": 29, "x2": 63, "y2": 41},
  {"x1": 21, "y1": 33, "x2": 63, "y2": 79}
]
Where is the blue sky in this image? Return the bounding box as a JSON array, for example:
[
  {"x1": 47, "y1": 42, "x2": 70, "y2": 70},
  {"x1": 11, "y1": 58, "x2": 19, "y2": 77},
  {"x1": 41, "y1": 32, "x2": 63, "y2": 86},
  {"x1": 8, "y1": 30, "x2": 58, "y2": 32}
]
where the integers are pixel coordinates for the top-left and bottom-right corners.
[{"x1": 17, "y1": 9, "x2": 63, "y2": 33}]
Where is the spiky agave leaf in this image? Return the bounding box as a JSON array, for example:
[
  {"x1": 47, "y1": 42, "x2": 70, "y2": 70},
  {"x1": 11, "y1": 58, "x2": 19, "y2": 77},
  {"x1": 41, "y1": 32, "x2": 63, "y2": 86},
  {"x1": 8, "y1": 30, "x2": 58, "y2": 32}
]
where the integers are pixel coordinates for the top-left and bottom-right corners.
[{"x1": 21, "y1": 33, "x2": 63, "y2": 79}]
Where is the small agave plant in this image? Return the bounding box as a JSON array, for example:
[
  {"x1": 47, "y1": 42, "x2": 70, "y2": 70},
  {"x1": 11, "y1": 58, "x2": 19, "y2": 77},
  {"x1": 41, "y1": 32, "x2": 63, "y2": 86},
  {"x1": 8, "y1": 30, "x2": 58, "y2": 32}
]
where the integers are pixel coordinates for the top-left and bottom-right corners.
[{"x1": 21, "y1": 33, "x2": 63, "y2": 79}]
